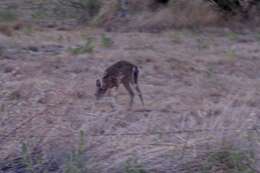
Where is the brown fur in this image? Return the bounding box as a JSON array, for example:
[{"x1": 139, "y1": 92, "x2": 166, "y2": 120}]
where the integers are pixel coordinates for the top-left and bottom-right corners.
[{"x1": 95, "y1": 60, "x2": 144, "y2": 108}]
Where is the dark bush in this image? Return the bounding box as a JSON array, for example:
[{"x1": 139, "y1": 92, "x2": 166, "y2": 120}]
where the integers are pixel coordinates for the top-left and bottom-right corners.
[
  {"x1": 208, "y1": 0, "x2": 242, "y2": 12},
  {"x1": 207, "y1": 0, "x2": 260, "y2": 18},
  {"x1": 56, "y1": 0, "x2": 101, "y2": 22}
]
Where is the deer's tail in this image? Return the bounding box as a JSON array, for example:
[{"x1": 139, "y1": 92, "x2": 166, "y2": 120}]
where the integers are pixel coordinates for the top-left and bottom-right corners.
[{"x1": 132, "y1": 66, "x2": 139, "y2": 84}]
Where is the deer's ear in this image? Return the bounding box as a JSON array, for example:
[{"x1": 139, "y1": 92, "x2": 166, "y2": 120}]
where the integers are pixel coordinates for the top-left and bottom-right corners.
[{"x1": 96, "y1": 79, "x2": 101, "y2": 88}]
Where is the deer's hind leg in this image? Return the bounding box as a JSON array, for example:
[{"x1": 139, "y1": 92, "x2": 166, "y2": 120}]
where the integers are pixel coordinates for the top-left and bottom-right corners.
[
  {"x1": 131, "y1": 66, "x2": 144, "y2": 106},
  {"x1": 133, "y1": 83, "x2": 144, "y2": 106},
  {"x1": 122, "y1": 82, "x2": 135, "y2": 109}
]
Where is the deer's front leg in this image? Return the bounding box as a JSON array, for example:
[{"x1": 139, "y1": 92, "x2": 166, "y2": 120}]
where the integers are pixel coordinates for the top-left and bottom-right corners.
[{"x1": 122, "y1": 82, "x2": 135, "y2": 109}]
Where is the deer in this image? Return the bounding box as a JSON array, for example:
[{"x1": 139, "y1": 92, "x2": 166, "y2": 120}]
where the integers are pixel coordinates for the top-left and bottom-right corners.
[{"x1": 95, "y1": 60, "x2": 144, "y2": 109}]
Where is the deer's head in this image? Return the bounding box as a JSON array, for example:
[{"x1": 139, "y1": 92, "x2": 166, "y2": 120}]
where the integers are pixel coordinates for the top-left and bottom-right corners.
[
  {"x1": 95, "y1": 78, "x2": 107, "y2": 100},
  {"x1": 95, "y1": 74, "x2": 120, "y2": 100}
]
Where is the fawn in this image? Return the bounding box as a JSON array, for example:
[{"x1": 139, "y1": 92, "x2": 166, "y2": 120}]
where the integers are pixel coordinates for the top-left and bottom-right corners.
[{"x1": 95, "y1": 60, "x2": 144, "y2": 109}]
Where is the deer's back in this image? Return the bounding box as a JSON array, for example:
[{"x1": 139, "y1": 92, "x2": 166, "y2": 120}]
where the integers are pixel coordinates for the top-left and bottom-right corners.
[{"x1": 105, "y1": 61, "x2": 136, "y2": 77}]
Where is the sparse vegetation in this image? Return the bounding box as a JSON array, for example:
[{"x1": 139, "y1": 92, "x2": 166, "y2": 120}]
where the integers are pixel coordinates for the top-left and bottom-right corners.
[
  {"x1": 21, "y1": 143, "x2": 35, "y2": 173},
  {"x1": 207, "y1": 65, "x2": 215, "y2": 78},
  {"x1": 227, "y1": 31, "x2": 239, "y2": 41},
  {"x1": 170, "y1": 31, "x2": 183, "y2": 43},
  {"x1": 0, "y1": 45, "x2": 4, "y2": 55},
  {"x1": 22, "y1": 25, "x2": 34, "y2": 35},
  {"x1": 8, "y1": 90, "x2": 21, "y2": 100},
  {"x1": 226, "y1": 49, "x2": 237, "y2": 61},
  {"x1": 124, "y1": 158, "x2": 147, "y2": 173},
  {"x1": 0, "y1": 24, "x2": 13, "y2": 36},
  {"x1": 256, "y1": 32, "x2": 260, "y2": 41},
  {"x1": 0, "y1": 9, "x2": 17, "y2": 22},
  {"x1": 169, "y1": 0, "x2": 220, "y2": 27},
  {"x1": 19, "y1": 131, "x2": 87, "y2": 173},
  {"x1": 1, "y1": 1, "x2": 260, "y2": 173},
  {"x1": 197, "y1": 37, "x2": 210, "y2": 50},
  {"x1": 56, "y1": 0, "x2": 101, "y2": 22},
  {"x1": 69, "y1": 37, "x2": 95, "y2": 54},
  {"x1": 63, "y1": 131, "x2": 87, "y2": 173},
  {"x1": 101, "y1": 33, "x2": 113, "y2": 48},
  {"x1": 31, "y1": 10, "x2": 48, "y2": 20},
  {"x1": 202, "y1": 149, "x2": 256, "y2": 173}
]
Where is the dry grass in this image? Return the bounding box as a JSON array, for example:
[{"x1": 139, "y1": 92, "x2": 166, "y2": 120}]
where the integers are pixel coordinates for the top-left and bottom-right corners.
[
  {"x1": 94, "y1": 0, "x2": 260, "y2": 31},
  {"x1": 0, "y1": 27, "x2": 260, "y2": 172},
  {"x1": 150, "y1": 0, "x2": 221, "y2": 28},
  {"x1": 0, "y1": 24, "x2": 13, "y2": 36},
  {"x1": 93, "y1": 0, "x2": 119, "y2": 26},
  {"x1": 169, "y1": 0, "x2": 221, "y2": 27},
  {"x1": 0, "y1": 21, "x2": 26, "y2": 36},
  {"x1": 97, "y1": 0, "x2": 223, "y2": 32}
]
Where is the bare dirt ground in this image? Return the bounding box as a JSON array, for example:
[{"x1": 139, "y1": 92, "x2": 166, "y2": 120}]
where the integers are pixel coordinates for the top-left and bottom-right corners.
[{"x1": 1, "y1": 27, "x2": 260, "y2": 172}]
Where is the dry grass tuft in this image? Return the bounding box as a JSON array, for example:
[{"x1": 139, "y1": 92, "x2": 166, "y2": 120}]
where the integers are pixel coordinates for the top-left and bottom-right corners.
[
  {"x1": 93, "y1": 0, "x2": 119, "y2": 26},
  {"x1": 0, "y1": 24, "x2": 13, "y2": 36},
  {"x1": 98, "y1": 0, "x2": 223, "y2": 31},
  {"x1": 0, "y1": 21, "x2": 26, "y2": 36},
  {"x1": 169, "y1": 0, "x2": 221, "y2": 27}
]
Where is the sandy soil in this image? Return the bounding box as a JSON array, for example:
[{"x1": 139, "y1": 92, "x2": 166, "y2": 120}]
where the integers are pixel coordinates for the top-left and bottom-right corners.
[{"x1": 0, "y1": 27, "x2": 260, "y2": 172}]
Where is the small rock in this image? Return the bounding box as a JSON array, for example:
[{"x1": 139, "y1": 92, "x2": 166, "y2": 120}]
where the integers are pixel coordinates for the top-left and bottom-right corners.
[{"x1": 28, "y1": 46, "x2": 39, "y2": 52}]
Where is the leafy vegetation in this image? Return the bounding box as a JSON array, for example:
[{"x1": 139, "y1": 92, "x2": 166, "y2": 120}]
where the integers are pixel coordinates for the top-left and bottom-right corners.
[
  {"x1": 202, "y1": 149, "x2": 256, "y2": 173},
  {"x1": 256, "y1": 32, "x2": 260, "y2": 42},
  {"x1": 20, "y1": 131, "x2": 87, "y2": 173},
  {"x1": 22, "y1": 25, "x2": 34, "y2": 36},
  {"x1": 69, "y1": 37, "x2": 95, "y2": 54},
  {"x1": 226, "y1": 49, "x2": 237, "y2": 62},
  {"x1": 124, "y1": 158, "x2": 147, "y2": 173},
  {"x1": 227, "y1": 31, "x2": 239, "y2": 41},
  {"x1": 79, "y1": 0, "x2": 101, "y2": 17},
  {"x1": 0, "y1": 10, "x2": 17, "y2": 22},
  {"x1": 56, "y1": 0, "x2": 101, "y2": 22},
  {"x1": 63, "y1": 131, "x2": 87, "y2": 173},
  {"x1": 101, "y1": 33, "x2": 113, "y2": 48},
  {"x1": 32, "y1": 10, "x2": 48, "y2": 20},
  {"x1": 21, "y1": 143, "x2": 35, "y2": 173},
  {"x1": 197, "y1": 37, "x2": 210, "y2": 50},
  {"x1": 170, "y1": 31, "x2": 183, "y2": 44}
]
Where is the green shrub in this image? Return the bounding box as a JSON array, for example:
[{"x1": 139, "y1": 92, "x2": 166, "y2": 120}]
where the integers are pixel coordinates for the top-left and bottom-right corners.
[
  {"x1": 69, "y1": 37, "x2": 95, "y2": 55},
  {"x1": 0, "y1": 46, "x2": 4, "y2": 56},
  {"x1": 79, "y1": 0, "x2": 101, "y2": 17},
  {"x1": 227, "y1": 31, "x2": 238, "y2": 41},
  {"x1": 23, "y1": 26, "x2": 34, "y2": 36},
  {"x1": 57, "y1": 0, "x2": 101, "y2": 22},
  {"x1": 197, "y1": 37, "x2": 210, "y2": 50},
  {"x1": 256, "y1": 32, "x2": 260, "y2": 41},
  {"x1": 202, "y1": 150, "x2": 256, "y2": 173},
  {"x1": 21, "y1": 143, "x2": 35, "y2": 173},
  {"x1": 63, "y1": 131, "x2": 87, "y2": 173},
  {"x1": 101, "y1": 33, "x2": 113, "y2": 48},
  {"x1": 124, "y1": 159, "x2": 147, "y2": 173},
  {"x1": 226, "y1": 49, "x2": 237, "y2": 61},
  {"x1": 170, "y1": 31, "x2": 183, "y2": 44},
  {"x1": 31, "y1": 10, "x2": 48, "y2": 20},
  {"x1": 0, "y1": 10, "x2": 17, "y2": 22}
]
